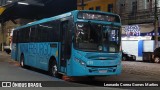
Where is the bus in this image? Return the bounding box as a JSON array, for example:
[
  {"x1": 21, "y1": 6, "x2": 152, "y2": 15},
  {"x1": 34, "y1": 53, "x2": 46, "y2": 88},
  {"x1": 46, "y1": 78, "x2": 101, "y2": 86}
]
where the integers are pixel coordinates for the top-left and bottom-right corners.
[{"x1": 11, "y1": 10, "x2": 122, "y2": 77}]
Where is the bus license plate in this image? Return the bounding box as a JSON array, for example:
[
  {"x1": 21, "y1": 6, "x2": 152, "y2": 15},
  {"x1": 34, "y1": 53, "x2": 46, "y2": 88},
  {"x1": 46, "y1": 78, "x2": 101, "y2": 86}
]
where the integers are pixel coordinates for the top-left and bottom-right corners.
[{"x1": 99, "y1": 70, "x2": 107, "y2": 73}]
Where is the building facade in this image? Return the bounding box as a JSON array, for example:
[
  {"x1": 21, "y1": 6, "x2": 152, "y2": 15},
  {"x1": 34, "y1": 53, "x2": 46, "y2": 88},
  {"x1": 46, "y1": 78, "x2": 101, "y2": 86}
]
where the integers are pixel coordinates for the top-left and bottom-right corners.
[
  {"x1": 77, "y1": 0, "x2": 117, "y2": 13},
  {"x1": 0, "y1": 0, "x2": 17, "y2": 50},
  {"x1": 116, "y1": 0, "x2": 160, "y2": 25},
  {"x1": 116, "y1": 0, "x2": 160, "y2": 60},
  {"x1": 116, "y1": 0, "x2": 160, "y2": 38}
]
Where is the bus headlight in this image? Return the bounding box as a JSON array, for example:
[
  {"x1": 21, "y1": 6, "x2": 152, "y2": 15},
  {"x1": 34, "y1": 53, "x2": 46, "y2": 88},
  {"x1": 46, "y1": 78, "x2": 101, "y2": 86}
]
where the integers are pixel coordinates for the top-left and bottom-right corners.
[
  {"x1": 109, "y1": 47, "x2": 116, "y2": 52},
  {"x1": 74, "y1": 58, "x2": 86, "y2": 66}
]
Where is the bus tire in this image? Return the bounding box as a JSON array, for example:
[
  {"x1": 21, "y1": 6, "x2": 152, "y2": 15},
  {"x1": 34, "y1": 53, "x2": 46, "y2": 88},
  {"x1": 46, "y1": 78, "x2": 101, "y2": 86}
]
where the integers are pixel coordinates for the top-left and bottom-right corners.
[
  {"x1": 49, "y1": 60, "x2": 58, "y2": 77},
  {"x1": 20, "y1": 54, "x2": 26, "y2": 68}
]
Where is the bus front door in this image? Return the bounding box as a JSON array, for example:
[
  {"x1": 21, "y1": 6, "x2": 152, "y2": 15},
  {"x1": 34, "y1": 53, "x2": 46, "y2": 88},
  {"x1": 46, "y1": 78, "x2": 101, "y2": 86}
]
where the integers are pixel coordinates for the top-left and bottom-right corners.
[{"x1": 60, "y1": 20, "x2": 72, "y2": 73}]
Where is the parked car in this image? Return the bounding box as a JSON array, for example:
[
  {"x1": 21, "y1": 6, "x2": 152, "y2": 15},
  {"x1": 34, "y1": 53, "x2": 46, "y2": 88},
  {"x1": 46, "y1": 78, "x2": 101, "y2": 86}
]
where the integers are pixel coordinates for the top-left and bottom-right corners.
[
  {"x1": 4, "y1": 45, "x2": 11, "y2": 54},
  {"x1": 122, "y1": 51, "x2": 136, "y2": 61},
  {"x1": 153, "y1": 47, "x2": 160, "y2": 63}
]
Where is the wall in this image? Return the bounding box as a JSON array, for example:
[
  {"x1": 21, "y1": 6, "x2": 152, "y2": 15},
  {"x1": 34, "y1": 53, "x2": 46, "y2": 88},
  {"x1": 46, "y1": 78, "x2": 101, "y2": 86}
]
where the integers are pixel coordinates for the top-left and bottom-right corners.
[
  {"x1": 122, "y1": 40, "x2": 140, "y2": 60},
  {"x1": 77, "y1": 0, "x2": 117, "y2": 13},
  {"x1": 143, "y1": 40, "x2": 154, "y2": 52},
  {"x1": 122, "y1": 40, "x2": 155, "y2": 61}
]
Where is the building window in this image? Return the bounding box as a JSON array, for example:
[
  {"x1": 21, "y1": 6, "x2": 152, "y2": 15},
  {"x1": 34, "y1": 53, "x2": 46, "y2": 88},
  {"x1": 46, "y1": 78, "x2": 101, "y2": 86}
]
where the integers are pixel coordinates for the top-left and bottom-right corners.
[
  {"x1": 119, "y1": 4, "x2": 125, "y2": 14},
  {"x1": 0, "y1": 0, "x2": 7, "y2": 6},
  {"x1": 108, "y1": 4, "x2": 113, "y2": 12},
  {"x1": 2, "y1": 0, "x2": 6, "y2": 5},
  {"x1": 96, "y1": 6, "x2": 101, "y2": 11},
  {"x1": 132, "y1": 1, "x2": 137, "y2": 14},
  {"x1": 89, "y1": 7, "x2": 94, "y2": 10}
]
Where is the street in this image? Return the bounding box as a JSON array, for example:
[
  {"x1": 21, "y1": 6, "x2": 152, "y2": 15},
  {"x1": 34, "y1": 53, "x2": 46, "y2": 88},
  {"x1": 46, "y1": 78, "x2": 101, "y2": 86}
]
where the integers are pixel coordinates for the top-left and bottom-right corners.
[
  {"x1": 0, "y1": 52, "x2": 160, "y2": 90},
  {"x1": 96, "y1": 61, "x2": 160, "y2": 81}
]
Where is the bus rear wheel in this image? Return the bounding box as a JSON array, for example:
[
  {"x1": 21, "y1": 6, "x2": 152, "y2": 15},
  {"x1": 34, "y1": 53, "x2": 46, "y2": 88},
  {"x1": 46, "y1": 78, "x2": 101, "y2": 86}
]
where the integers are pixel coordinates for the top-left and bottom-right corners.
[
  {"x1": 20, "y1": 55, "x2": 25, "y2": 68},
  {"x1": 49, "y1": 61, "x2": 58, "y2": 77}
]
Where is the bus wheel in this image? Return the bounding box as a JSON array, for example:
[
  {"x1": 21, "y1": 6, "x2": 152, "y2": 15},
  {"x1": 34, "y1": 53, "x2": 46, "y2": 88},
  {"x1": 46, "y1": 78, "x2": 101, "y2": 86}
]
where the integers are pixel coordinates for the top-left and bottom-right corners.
[
  {"x1": 49, "y1": 61, "x2": 58, "y2": 77},
  {"x1": 20, "y1": 55, "x2": 25, "y2": 68},
  {"x1": 154, "y1": 57, "x2": 160, "y2": 63}
]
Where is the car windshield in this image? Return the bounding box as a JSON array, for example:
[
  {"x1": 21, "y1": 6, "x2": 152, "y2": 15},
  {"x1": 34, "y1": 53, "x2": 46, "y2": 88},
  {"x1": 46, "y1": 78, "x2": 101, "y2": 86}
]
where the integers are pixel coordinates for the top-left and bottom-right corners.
[{"x1": 74, "y1": 22, "x2": 121, "y2": 52}]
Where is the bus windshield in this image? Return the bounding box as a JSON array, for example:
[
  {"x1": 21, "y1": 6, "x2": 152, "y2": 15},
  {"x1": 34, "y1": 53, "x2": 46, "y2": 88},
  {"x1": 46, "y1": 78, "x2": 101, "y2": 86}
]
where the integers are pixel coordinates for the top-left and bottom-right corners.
[{"x1": 75, "y1": 22, "x2": 120, "y2": 52}]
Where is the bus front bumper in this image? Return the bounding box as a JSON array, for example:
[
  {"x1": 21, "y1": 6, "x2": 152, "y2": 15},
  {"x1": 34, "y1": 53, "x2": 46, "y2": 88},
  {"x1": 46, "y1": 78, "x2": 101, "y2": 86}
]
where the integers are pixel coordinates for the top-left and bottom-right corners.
[{"x1": 69, "y1": 63, "x2": 122, "y2": 76}]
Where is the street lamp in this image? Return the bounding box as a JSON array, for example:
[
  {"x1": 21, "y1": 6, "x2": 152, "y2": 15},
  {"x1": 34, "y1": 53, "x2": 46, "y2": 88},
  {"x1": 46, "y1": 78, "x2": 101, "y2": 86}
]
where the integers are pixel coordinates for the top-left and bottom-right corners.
[{"x1": 18, "y1": 2, "x2": 29, "y2": 5}]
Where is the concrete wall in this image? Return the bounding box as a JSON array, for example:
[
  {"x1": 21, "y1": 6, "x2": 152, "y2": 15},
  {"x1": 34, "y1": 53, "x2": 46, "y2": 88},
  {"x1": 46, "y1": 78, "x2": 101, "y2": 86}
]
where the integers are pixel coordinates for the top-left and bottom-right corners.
[
  {"x1": 122, "y1": 40, "x2": 140, "y2": 60},
  {"x1": 143, "y1": 40, "x2": 154, "y2": 52}
]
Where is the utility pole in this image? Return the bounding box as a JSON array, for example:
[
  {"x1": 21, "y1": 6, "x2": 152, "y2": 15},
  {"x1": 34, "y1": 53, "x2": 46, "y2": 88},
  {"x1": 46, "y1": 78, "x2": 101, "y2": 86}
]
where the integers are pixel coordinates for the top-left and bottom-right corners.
[{"x1": 154, "y1": 0, "x2": 159, "y2": 49}]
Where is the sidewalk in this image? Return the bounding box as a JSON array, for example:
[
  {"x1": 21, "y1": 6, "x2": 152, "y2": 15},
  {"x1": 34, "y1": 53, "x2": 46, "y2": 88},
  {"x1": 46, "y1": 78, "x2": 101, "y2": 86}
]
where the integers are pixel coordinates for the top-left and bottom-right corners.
[
  {"x1": 0, "y1": 51, "x2": 10, "y2": 56},
  {"x1": 0, "y1": 51, "x2": 12, "y2": 62}
]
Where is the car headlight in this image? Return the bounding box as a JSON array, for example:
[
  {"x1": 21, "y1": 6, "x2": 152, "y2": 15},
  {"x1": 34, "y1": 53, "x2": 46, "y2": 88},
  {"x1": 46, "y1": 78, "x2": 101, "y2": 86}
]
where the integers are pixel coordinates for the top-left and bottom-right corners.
[
  {"x1": 74, "y1": 58, "x2": 86, "y2": 66},
  {"x1": 109, "y1": 47, "x2": 116, "y2": 52}
]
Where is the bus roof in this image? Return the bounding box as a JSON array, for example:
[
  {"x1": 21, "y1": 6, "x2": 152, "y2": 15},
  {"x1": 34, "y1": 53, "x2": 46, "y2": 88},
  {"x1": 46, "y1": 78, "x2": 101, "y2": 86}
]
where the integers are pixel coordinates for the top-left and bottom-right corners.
[{"x1": 14, "y1": 10, "x2": 120, "y2": 30}]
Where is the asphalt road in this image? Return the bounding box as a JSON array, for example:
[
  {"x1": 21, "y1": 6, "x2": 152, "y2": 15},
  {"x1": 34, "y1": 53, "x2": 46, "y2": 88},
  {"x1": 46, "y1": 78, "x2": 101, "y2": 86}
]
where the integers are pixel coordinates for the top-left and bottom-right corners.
[
  {"x1": 0, "y1": 52, "x2": 160, "y2": 90},
  {"x1": 95, "y1": 61, "x2": 160, "y2": 81}
]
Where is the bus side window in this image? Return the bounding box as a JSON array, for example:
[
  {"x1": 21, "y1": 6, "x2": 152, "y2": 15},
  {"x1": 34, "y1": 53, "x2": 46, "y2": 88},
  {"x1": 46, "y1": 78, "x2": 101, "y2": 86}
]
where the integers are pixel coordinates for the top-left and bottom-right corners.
[
  {"x1": 37, "y1": 21, "x2": 60, "y2": 42},
  {"x1": 27, "y1": 28, "x2": 30, "y2": 42},
  {"x1": 44, "y1": 21, "x2": 60, "y2": 42},
  {"x1": 37, "y1": 25, "x2": 41, "y2": 42},
  {"x1": 29, "y1": 26, "x2": 37, "y2": 42},
  {"x1": 13, "y1": 31, "x2": 17, "y2": 43},
  {"x1": 19, "y1": 28, "x2": 29, "y2": 43}
]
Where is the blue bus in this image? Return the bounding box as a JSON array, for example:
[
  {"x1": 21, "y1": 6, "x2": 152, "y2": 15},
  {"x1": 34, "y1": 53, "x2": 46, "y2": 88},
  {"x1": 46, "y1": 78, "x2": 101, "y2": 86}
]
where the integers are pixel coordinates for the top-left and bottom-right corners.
[{"x1": 11, "y1": 10, "x2": 122, "y2": 77}]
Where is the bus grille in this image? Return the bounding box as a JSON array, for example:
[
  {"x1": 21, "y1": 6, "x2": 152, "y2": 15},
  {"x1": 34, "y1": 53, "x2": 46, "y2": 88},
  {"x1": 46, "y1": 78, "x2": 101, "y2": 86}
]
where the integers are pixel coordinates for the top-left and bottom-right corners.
[{"x1": 87, "y1": 65, "x2": 117, "y2": 68}]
